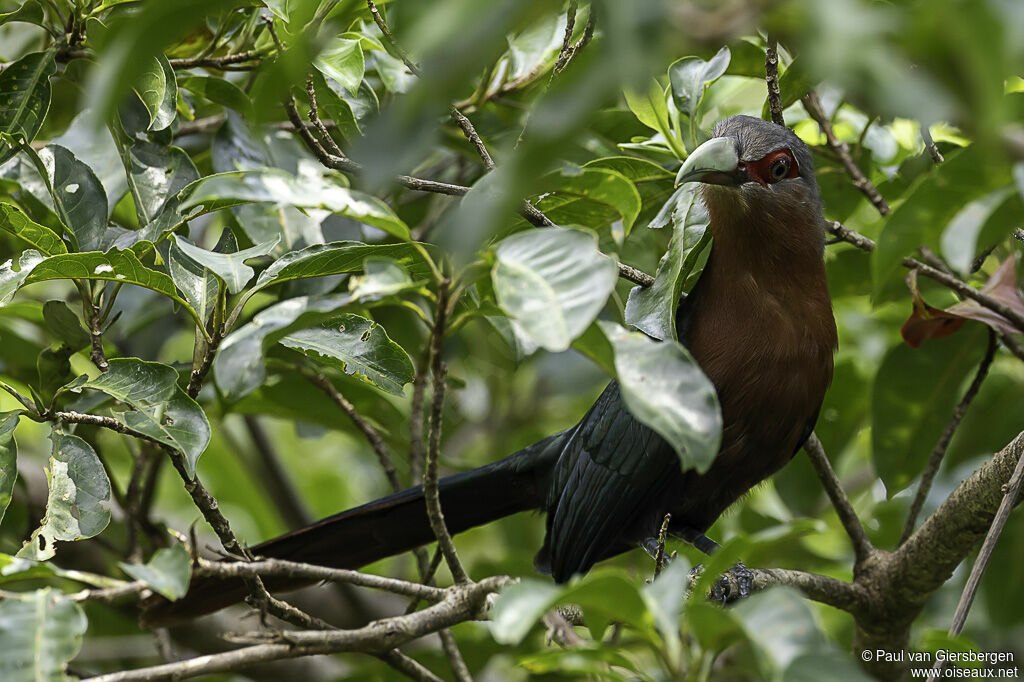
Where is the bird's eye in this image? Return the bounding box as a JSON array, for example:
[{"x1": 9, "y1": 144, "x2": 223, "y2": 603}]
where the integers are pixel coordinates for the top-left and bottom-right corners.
[{"x1": 769, "y1": 157, "x2": 791, "y2": 182}]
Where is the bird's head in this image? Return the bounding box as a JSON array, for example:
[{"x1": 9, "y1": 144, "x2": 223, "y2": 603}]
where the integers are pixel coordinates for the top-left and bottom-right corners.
[{"x1": 675, "y1": 115, "x2": 824, "y2": 248}]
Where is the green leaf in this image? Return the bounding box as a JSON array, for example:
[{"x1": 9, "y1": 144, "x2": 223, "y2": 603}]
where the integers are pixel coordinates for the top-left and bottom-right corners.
[
  {"x1": 17, "y1": 432, "x2": 111, "y2": 561},
  {"x1": 0, "y1": 1, "x2": 44, "y2": 28},
  {"x1": 0, "y1": 589, "x2": 87, "y2": 682},
  {"x1": 668, "y1": 46, "x2": 731, "y2": 119},
  {"x1": 871, "y1": 326, "x2": 988, "y2": 495},
  {"x1": 315, "y1": 36, "x2": 365, "y2": 95},
  {"x1": 0, "y1": 250, "x2": 46, "y2": 306},
  {"x1": 36, "y1": 144, "x2": 109, "y2": 251},
  {"x1": 625, "y1": 185, "x2": 710, "y2": 340},
  {"x1": 71, "y1": 358, "x2": 211, "y2": 477},
  {"x1": 178, "y1": 75, "x2": 252, "y2": 115},
  {"x1": 0, "y1": 51, "x2": 55, "y2": 166},
  {"x1": 872, "y1": 146, "x2": 1004, "y2": 299},
  {"x1": 492, "y1": 228, "x2": 618, "y2": 353},
  {"x1": 733, "y1": 587, "x2": 828, "y2": 680},
  {"x1": 599, "y1": 320, "x2": 722, "y2": 473},
  {"x1": 123, "y1": 142, "x2": 200, "y2": 227},
  {"x1": 0, "y1": 412, "x2": 19, "y2": 525},
  {"x1": 939, "y1": 187, "x2": 1018, "y2": 274},
  {"x1": 623, "y1": 78, "x2": 685, "y2": 158},
  {"x1": 42, "y1": 301, "x2": 89, "y2": 350},
  {"x1": 134, "y1": 55, "x2": 177, "y2": 132},
  {"x1": 280, "y1": 314, "x2": 415, "y2": 396},
  {"x1": 167, "y1": 242, "x2": 219, "y2": 327},
  {"x1": 530, "y1": 167, "x2": 642, "y2": 237},
  {"x1": 571, "y1": 321, "x2": 616, "y2": 376},
  {"x1": 118, "y1": 543, "x2": 191, "y2": 600},
  {"x1": 641, "y1": 557, "x2": 691, "y2": 667},
  {"x1": 0, "y1": 203, "x2": 68, "y2": 255},
  {"x1": 180, "y1": 169, "x2": 410, "y2": 240},
  {"x1": 252, "y1": 241, "x2": 434, "y2": 291},
  {"x1": 783, "y1": 653, "x2": 875, "y2": 682},
  {"x1": 489, "y1": 578, "x2": 563, "y2": 644},
  {"x1": 20, "y1": 250, "x2": 203, "y2": 327},
  {"x1": 172, "y1": 236, "x2": 279, "y2": 294}
]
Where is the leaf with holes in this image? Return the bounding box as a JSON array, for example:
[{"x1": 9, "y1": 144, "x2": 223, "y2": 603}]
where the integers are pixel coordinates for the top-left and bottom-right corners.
[
  {"x1": 280, "y1": 314, "x2": 414, "y2": 396},
  {"x1": 69, "y1": 358, "x2": 211, "y2": 477},
  {"x1": 0, "y1": 203, "x2": 67, "y2": 255},
  {"x1": 17, "y1": 432, "x2": 110, "y2": 561},
  {"x1": 34, "y1": 144, "x2": 109, "y2": 251}
]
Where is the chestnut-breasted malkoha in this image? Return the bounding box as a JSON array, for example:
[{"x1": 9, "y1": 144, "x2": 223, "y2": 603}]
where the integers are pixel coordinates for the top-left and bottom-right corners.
[{"x1": 143, "y1": 115, "x2": 837, "y2": 625}]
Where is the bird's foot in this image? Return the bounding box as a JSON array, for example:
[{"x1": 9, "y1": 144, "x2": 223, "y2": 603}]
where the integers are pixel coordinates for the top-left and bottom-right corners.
[{"x1": 710, "y1": 562, "x2": 755, "y2": 604}]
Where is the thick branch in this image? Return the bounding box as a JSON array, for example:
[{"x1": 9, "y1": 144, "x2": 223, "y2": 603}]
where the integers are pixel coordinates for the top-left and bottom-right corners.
[{"x1": 85, "y1": 578, "x2": 509, "y2": 682}]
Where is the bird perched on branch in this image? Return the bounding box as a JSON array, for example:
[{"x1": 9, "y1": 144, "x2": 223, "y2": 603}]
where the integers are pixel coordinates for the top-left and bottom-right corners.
[{"x1": 143, "y1": 115, "x2": 837, "y2": 626}]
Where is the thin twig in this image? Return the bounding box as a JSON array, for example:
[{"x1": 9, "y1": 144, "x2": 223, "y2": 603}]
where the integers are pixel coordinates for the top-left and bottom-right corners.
[
  {"x1": 424, "y1": 280, "x2": 469, "y2": 584},
  {"x1": 282, "y1": 98, "x2": 655, "y2": 288},
  {"x1": 305, "y1": 72, "x2": 345, "y2": 157},
  {"x1": 169, "y1": 50, "x2": 263, "y2": 70},
  {"x1": 827, "y1": 221, "x2": 1024, "y2": 334},
  {"x1": 803, "y1": 433, "x2": 874, "y2": 565},
  {"x1": 803, "y1": 91, "x2": 891, "y2": 216},
  {"x1": 437, "y1": 629, "x2": 473, "y2": 682},
  {"x1": 66, "y1": 581, "x2": 148, "y2": 603},
  {"x1": 553, "y1": 1, "x2": 578, "y2": 74},
  {"x1": 185, "y1": 327, "x2": 222, "y2": 400},
  {"x1": 196, "y1": 557, "x2": 448, "y2": 602},
  {"x1": 87, "y1": 301, "x2": 109, "y2": 373},
  {"x1": 920, "y1": 123, "x2": 945, "y2": 164},
  {"x1": 379, "y1": 650, "x2": 445, "y2": 682},
  {"x1": 409, "y1": 346, "x2": 431, "y2": 486},
  {"x1": 302, "y1": 371, "x2": 403, "y2": 492},
  {"x1": 765, "y1": 38, "x2": 784, "y2": 126},
  {"x1": 900, "y1": 331, "x2": 997, "y2": 545},
  {"x1": 654, "y1": 513, "x2": 671, "y2": 578}
]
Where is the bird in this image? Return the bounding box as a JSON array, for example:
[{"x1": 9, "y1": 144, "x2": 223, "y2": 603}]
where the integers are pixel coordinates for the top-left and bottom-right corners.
[{"x1": 142, "y1": 115, "x2": 837, "y2": 626}]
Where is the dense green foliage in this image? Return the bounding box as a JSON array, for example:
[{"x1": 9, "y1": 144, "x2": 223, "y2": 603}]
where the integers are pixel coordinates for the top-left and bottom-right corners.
[{"x1": 0, "y1": 0, "x2": 1022, "y2": 680}]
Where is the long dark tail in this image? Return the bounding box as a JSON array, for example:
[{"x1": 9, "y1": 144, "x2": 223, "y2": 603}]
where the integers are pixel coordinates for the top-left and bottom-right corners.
[{"x1": 140, "y1": 433, "x2": 566, "y2": 626}]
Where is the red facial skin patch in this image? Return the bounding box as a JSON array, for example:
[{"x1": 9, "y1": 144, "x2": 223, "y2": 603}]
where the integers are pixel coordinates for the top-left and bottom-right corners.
[{"x1": 738, "y1": 149, "x2": 799, "y2": 188}]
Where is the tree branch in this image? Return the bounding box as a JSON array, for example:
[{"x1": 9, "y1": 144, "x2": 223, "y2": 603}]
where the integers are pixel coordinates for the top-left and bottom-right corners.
[
  {"x1": 765, "y1": 38, "x2": 784, "y2": 126},
  {"x1": 169, "y1": 50, "x2": 262, "y2": 70},
  {"x1": 803, "y1": 91, "x2": 891, "y2": 216},
  {"x1": 85, "y1": 577, "x2": 510, "y2": 682},
  {"x1": 803, "y1": 433, "x2": 874, "y2": 566}
]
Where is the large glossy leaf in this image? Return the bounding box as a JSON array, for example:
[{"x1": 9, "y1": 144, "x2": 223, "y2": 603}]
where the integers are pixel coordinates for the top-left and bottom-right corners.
[
  {"x1": 52, "y1": 110, "x2": 127, "y2": 213},
  {"x1": 252, "y1": 241, "x2": 434, "y2": 290},
  {"x1": 0, "y1": 51, "x2": 55, "y2": 165},
  {"x1": 625, "y1": 185, "x2": 711, "y2": 340},
  {"x1": 0, "y1": 412, "x2": 19, "y2": 525},
  {"x1": 70, "y1": 358, "x2": 211, "y2": 477},
  {"x1": 599, "y1": 321, "x2": 722, "y2": 472},
  {"x1": 17, "y1": 432, "x2": 111, "y2": 561},
  {"x1": 872, "y1": 146, "x2": 1005, "y2": 299},
  {"x1": 0, "y1": 1, "x2": 44, "y2": 27},
  {"x1": 492, "y1": 228, "x2": 618, "y2": 354},
  {"x1": 218, "y1": 257, "x2": 419, "y2": 400},
  {"x1": 180, "y1": 169, "x2": 409, "y2": 240},
  {"x1": 668, "y1": 46, "x2": 730, "y2": 119},
  {"x1": 179, "y1": 75, "x2": 252, "y2": 115},
  {"x1": 280, "y1": 314, "x2": 415, "y2": 396},
  {"x1": 35, "y1": 144, "x2": 109, "y2": 251},
  {"x1": 489, "y1": 578, "x2": 563, "y2": 645},
  {"x1": 0, "y1": 589, "x2": 87, "y2": 682},
  {"x1": 527, "y1": 167, "x2": 642, "y2": 236},
  {"x1": 315, "y1": 36, "x2": 364, "y2": 95},
  {"x1": 732, "y1": 587, "x2": 828, "y2": 680},
  {"x1": 118, "y1": 543, "x2": 191, "y2": 600},
  {"x1": 0, "y1": 203, "x2": 68, "y2": 255},
  {"x1": 42, "y1": 300, "x2": 89, "y2": 350},
  {"x1": 135, "y1": 54, "x2": 176, "y2": 132},
  {"x1": 167, "y1": 242, "x2": 219, "y2": 327},
  {"x1": 872, "y1": 325, "x2": 988, "y2": 495},
  {"x1": 0, "y1": 250, "x2": 46, "y2": 305},
  {"x1": 172, "y1": 236, "x2": 279, "y2": 294},
  {"x1": 18, "y1": 249, "x2": 203, "y2": 326},
  {"x1": 124, "y1": 142, "x2": 200, "y2": 227}
]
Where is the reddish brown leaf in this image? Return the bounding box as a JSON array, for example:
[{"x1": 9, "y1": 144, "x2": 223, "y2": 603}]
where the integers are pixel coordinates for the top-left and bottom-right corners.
[{"x1": 901, "y1": 256, "x2": 1024, "y2": 348}]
